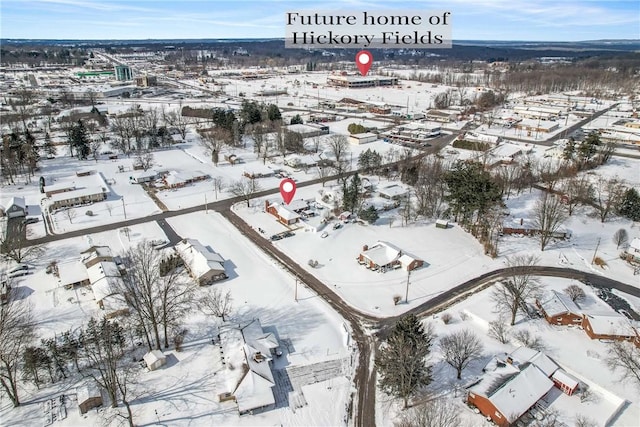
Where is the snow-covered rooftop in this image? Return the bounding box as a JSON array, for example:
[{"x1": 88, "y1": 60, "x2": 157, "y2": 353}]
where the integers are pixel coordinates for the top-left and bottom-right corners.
[
  {"x1": 56, "y1": 260, "x2": 89, "y2": 288},
  {"x1": 174, "y1": 238, "x2": 225, "y2": 282},
  {"x1": 489, "y1": 364, "x2": 554, "y2": 423},
  {"x1": 583, "y1": 313, "x2": 635, "y2": 336},
  {"x1": 508, "y1": 347, "x2": 559, "y2": 377},
  {"x1": 49, "y1": 186, "x2": 105, "y2": 203},
  {"x1": 538, "y1": 290, "x2": 581, "y2": 317}
]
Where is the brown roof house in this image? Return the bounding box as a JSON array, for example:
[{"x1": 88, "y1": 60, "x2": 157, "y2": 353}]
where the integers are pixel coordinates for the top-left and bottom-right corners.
[{"x1": 536, "y1": 290, "x2": 583, "y2": 326}]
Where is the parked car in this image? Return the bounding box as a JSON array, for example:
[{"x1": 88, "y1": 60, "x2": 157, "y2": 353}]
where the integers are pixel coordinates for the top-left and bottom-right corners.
[
  {"x1": 270, "y1": 235, "x2": 282, "y2": 241},
  {"x1": 8, "y1": 264, "x2": 29, "y2": 274},
  {"x1": 21, "y1": 217, "x2": 39, "y2": 225},
  {"x1": 320, "y1": 231, "x2": 329, "y2": 238},
  {"x1": 282, "y1": 232, "x2": 294, "y2": 238},
  {"x1": 151, "y1": 239, "x2": 168, "y2": 247},
  {"x1": 8, "y1": 270, "x2": 32, "y2": 278},
  {"x1": 333, "y1": 223, "x2": 342, "y2": 230}
]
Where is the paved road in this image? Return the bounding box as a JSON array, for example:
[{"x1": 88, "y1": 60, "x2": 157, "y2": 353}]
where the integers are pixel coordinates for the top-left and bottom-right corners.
[{"x1": 17, "y1": 130, "x2": 639, "y2": 425}]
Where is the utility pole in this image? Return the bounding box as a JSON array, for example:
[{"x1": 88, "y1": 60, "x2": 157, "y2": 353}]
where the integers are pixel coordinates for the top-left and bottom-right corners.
[
  {"x1": 121, "y1": 197, "x2": 127, "y2": 219},
  {"x1": 591, "y1": 237, "x2": 601, "y2": 264},
  {"x1": 405, "y1": 269, "x2": 411, "y2": 303}
]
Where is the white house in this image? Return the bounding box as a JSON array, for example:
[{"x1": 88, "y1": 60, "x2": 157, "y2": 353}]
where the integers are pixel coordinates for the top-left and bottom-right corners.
[
  {"x1": 174, "y1": 238, "x2": 226, "y2": 285},
  {"x1": 5, "y1": 197, "x2": 26, "y2": 218},
  {"x1": 623, "y1": 237, "x2": 640, "y2": 262}
]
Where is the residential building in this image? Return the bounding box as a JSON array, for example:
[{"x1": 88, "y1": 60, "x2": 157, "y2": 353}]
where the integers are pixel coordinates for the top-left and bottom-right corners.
[
  {"x1": 622, "y1": 237, "x2": 640, "y2": 262},
  {"x1": 49, "y1": 186, "x2": 107, "y2": 210},
  {"x1": 536, "y1": 290, "x2": 583, "y2": 325},
  {"x1": 358, "y1": 241, "x2": 423, "y2": 272},
  {"x1": 5, "y1": 196, "x2": 26, "y2": 218},
  {"x1": 174, "y1": 238, "x2": 227, "y2": 285},
  {"x1": 264, "y1": 200, "x2": 301, "y2": 225},
  {"x1": 581, "y1": 313, "x2": 638, "y2": 343},
  {"x1": 284, "y1": 123, "x2": 330, "y2": 138},
  {"x1": 377, "y1": 184, "x2": 409, "y2": 200}
]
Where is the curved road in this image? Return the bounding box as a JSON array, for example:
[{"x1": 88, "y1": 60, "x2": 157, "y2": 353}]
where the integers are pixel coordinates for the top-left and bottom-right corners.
[{"x1": 19, "y1": 136, "x2": 639, "y2": 426}]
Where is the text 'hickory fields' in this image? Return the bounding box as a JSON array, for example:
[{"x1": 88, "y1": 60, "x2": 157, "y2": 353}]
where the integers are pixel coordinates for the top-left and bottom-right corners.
[{"x1": 286, "y1": 12, "x2": 450, "y2": 47}]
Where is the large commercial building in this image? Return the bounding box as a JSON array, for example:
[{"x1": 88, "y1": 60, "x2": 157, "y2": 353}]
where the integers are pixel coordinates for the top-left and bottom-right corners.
[
  {"x1": 327, "y1": 75, "x2": 398, "y2": 88},
  {"x1": 114, "y1": 65, "x2": 133, "y2": 81}
]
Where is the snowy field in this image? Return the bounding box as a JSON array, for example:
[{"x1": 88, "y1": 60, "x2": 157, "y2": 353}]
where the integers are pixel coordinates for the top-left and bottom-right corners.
[
  {"x1": 234, "y1": 149, "x2": 640, "y2": 317},
  {"x1": 0, "y1": 212, "x2": 353, "y2": 427},
  {"x1": 377, "y1": 278, "x2": 640, "y2": 427}
]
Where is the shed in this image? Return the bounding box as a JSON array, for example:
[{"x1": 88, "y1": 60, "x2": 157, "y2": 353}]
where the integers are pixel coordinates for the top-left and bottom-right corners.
[
  {"x1": 143, "y1": 350, "x2": 167, "y2": 371},
  {"x1": 6, "y1": 197, "x2": 26, "y2": 218},
  {"x1": 551, "y1": 369, "x2": 579, "y2": 396},
  {"x1": 77, "y1": 383, "x2": 103, "y2": 414},
  {"x1": 435, "y1": 219, "x2": 449, "y2": 229}
]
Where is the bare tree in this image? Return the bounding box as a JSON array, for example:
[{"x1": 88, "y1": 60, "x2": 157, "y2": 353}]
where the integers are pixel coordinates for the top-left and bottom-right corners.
[
  {"x1": 212, "y1": 176, "x2": 225, "y2": 200},
  {"x1": 512, "y1": 329, "x2": 546, "y2": 351},
  {"x1": 114, "y1": 241, "x2": 193, "y2": 350},
  {"x1": 593, "y1": 177, "x2": 626, "y2": 222},
  {"x1": 327, "y1": 134, "x2": 350, "y2": 174},
  {"x1": 574, "y1": 414, "x2": 598, "y2": 427},
  {"x1": 199, "y1": 129, "x2": 224, "y2": 165},
  {"x1": 163, "y1": 109, "x2": 188, "y2": 140},
  {"x1": 487, "y1": 316, "x2": 510, "y2": 344},
  {"x1": 439, "y1": 329, "x2": 483, "y2": 379},
  {"x1": 0, "y1": 225, "x2": 44, "y2": 263},
  {"x1": 90, "y1": 139, "x2": 101, "y2": 163},
  {"x1": 491, "y1": 254, "x2": 543, "y2": 325},
  {"x1": 613, "y1": 228, "x2": 629, "y2": 250},
  {"x1": 605, "y1": 341, "x2": 640, "y2": 388},
  {"x1": 394, "y1": 398, "x2": 461, "y2": 427},
  {"x1": 79, "y1": 317, "x2": 135, "y2": 427},
  {"x1": 562, "y1": 175, "x2": 593, "y2": 216},
  {"x1": 0, "y1": 287, "x2": 34, "y2": 407},
  {"x1": 310, "y1": 135, "x2": 322, "y2": 153},
  {"x1": 64, "y1": 208, "x2": 77, "y2": 224},
  {"x1": 228, "y1": 178, "x2": 262, "y2": 207},
  {"x1": 134, "y1": 151, "x2": 154, "y2": 171},
  {"x1": 198, "y1": 288, "x2": 233, "y2": 321},
  {"x1": 533, "y1": 193, "x2": 567, "y2": 251},
  {"x1": 563, "y1": 284, "x2": 586, "y2": 303}
]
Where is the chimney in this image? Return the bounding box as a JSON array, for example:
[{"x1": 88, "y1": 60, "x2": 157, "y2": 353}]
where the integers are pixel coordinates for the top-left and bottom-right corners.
[
  {"x1": 362, "y1": 245, "x2": 369, "y2": 252},
  {"x1": 264, "y1": 200, "x2": 269, "y2": 211},
  {"x1": 506, "y1": 357, "x2": 513, "y2": 365},
  {"x1": 520, "y1": 218, "x2": 523, "y2": 226}
]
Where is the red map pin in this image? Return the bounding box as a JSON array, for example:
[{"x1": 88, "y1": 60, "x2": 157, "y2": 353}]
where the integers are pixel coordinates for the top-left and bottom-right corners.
[
  {"x1": 356, "y1": 50, "x2": 373, "y2": 76},
  {"x1": 279, "y1": 178, "x2": 297, "y2": 205}
]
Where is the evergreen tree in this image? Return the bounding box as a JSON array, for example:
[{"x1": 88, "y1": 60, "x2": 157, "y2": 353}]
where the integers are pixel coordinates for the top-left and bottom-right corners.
[
  {"x1": 239, "y1": 100, "x2": 262, "y2": 126},
  {"x1": 375, "y1": 314, "x2": 433, "y2": 408},
  {"x1": 562, "y1": 137, "x2": 575, "y2": 160},
  {"x1": 69, "y1": 120, "x2": 90, "y2": 159},
  {"x1": 342, "y1": 173, "x2": 361, "y2": 213},
  {"x1": 42, "y1": 132, "x2": 57, "y2": 157},
  {"x1": 359, "y1": 205, "x2": 379, "y2": 224},
  {"x1": 290, "y1": 114, "x2": 303, "y2": 125},
  {"x1": 578, "y1": 131, "x2": 600, "y2": 163},
  {"x1": 267, "y1": 104, "x2": 281, "y2": 122},
  {"x1": 619, "y1": 188, "x2": 640, "y2": 221},
  {"x1": 444, "y1": 161, "x2": 501, "y2": 225}
]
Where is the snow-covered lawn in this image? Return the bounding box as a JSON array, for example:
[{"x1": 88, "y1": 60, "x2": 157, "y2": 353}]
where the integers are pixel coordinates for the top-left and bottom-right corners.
[
  {"x1": 1, "y1": 211, "x2": 353, "y2": 426},
  {"x1": 377, "y1": 277, "x2": 639, "y2": 427}
]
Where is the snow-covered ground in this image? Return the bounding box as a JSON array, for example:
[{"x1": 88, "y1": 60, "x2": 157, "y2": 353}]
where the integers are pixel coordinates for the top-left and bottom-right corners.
[
  {"x1": 0, "y1": 212, "x2": 353, "y2": 426},
  {"x1": 376, "y1": 278, "x2": 640, "y2": 427}
]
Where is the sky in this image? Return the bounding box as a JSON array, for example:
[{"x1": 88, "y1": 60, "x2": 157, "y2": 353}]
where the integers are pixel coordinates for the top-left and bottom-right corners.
[{"x1": 0, "y1": 0, "x2": 638, "y2": 41}]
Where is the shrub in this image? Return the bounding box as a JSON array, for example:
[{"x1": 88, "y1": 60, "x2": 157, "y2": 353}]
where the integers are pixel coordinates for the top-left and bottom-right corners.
[
  {"x1": 441, "y1": 313, "x2": 453, "y2": 324},
  {"x1": 86, "y1": 210, "x2": 94, "y2": 216}
]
